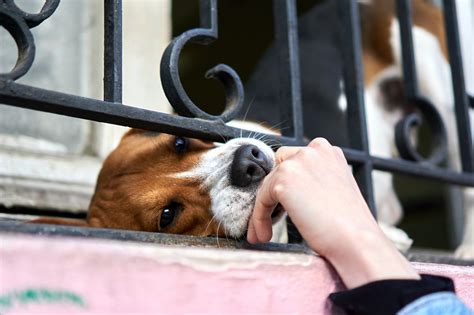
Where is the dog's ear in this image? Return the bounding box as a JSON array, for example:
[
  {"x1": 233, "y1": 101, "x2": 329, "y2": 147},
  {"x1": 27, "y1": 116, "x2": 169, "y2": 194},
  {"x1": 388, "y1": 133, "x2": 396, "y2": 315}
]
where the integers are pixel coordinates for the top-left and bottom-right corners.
[{"x1": 29, "y1": 217, "x2": 88, "y2": 227}]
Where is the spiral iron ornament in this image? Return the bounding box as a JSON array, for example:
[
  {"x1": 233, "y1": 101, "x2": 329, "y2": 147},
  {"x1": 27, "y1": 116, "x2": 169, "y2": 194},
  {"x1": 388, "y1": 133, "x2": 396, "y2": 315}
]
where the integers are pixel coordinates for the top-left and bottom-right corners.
[
  {"x1": 160, "y1": 0, "x2": 244, "y2": 122},
  {"x1": 395, "y1": 97, "x2": 447, "y2": 165},
  {"x1": 0, "y1": 0, "x2": 60, "y2": 80}
]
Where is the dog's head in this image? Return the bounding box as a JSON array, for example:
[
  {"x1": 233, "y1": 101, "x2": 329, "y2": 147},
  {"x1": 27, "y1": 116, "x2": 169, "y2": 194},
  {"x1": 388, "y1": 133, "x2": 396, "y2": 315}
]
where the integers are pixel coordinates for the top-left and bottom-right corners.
[{"x1": 35, "y1": 128, "x2": 284, "y2": 238}]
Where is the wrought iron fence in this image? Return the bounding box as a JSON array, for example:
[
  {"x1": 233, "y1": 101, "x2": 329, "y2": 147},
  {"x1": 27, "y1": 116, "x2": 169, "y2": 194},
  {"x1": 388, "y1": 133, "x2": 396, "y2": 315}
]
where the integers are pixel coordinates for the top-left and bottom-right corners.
[{"x1": 0, "y1": 0, "x2": 473, "y2": 245}]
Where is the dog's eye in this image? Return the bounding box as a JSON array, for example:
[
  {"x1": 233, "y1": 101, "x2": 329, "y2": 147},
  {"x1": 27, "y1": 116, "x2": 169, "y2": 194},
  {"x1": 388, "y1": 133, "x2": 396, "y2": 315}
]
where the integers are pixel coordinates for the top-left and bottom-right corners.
[
  {"x1": 174, "y1": 137, "x2": 188, "y2": 154},
  {"x1": 159, "y1": 202, "x2": 181, "y2": 229}
]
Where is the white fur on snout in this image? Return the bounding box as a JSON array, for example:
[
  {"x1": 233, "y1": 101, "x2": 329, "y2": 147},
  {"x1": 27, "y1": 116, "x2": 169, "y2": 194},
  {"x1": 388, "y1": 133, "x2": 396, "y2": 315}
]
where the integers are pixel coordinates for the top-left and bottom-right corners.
[{"x1": 175, "y1": 138, "x2": 275, "y2": 238}]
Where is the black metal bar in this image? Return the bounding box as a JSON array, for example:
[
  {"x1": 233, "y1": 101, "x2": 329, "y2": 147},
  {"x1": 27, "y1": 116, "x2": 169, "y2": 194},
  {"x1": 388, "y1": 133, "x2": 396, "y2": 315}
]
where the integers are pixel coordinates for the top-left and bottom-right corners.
[
  {"x1": 104, "y1": 0, "x2": 122, "y2": 103},
  {"x1": 272, "y1": 0, "x2": 304, "y2": 141},
  {"x1": 369, "y1": 155, "x2": 474, "y2": 187},
  {"x1": 0, "y1": 81, "x2": 297, "y2": 144},
  {"x1": 199, "y1": 0, "x2": 215, "y2": 32},
  {"x1": 395, "y1": 0, "x2": 418, "y2": 98},
  {"x1": 338, "y1": 0, "x2": 376, "y2": 216},
  {"x1": 273, "y1": 0, "x2": 305, "y2": 243},
  {"x1": 1, "y1": 81, "x2": 474, "y2": 188},
  {"x1": 442, "y1": 0, "x2": 474, "y2": 173}
]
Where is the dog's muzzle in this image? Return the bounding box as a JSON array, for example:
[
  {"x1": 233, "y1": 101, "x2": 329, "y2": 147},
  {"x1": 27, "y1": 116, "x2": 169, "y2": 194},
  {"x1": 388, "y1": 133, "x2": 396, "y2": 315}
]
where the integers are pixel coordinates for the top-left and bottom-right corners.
[{"x1": 230, "y1": 144, "x2": 272, "y2": 187}]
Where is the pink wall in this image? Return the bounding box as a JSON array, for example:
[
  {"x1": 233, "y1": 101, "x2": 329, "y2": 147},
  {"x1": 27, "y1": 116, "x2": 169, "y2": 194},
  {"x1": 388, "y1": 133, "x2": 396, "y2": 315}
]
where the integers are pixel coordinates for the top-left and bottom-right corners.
[{"x1": 0, "y1": 233, "x2": 472, "y2": 314}]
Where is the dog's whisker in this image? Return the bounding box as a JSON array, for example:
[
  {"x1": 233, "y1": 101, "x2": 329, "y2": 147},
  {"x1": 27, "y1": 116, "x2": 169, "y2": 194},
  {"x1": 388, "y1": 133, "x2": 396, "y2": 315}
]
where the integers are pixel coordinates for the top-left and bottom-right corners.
[
  {"x1": 216, "y1": 221, "x2": 222, "y2": 248},
  {"x1": 267, "y1": 119, "x2": 290, "y2": 133},
  {"x1": 242, "y1": 95, "x2": 256, "y2": 124},
  {"x1": 214, "y1": 128, "x2": 227, "y2": 144},
  {"x1": 224, "y1": 224, "x2": 229, "y2": 242},
  {"x1": 204, "y1": 214, "x2": 218, "y2": 235},
  {"x1": 257, "y1": 135, "x2": 279, "y2": 148}
]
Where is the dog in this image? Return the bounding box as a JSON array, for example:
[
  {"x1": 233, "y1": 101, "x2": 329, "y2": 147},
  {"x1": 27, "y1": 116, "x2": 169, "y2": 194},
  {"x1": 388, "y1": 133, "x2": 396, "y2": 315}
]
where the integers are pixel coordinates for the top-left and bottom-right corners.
[
  {"x1": 32, "y1": 126, "x2": 288, "y2": 243},
  {"x1": 30, "y1": 122, "x2": 412, "y2": 250},
  {"x1": 358, "y1": 0, "x2": 473, "y2": 258}
]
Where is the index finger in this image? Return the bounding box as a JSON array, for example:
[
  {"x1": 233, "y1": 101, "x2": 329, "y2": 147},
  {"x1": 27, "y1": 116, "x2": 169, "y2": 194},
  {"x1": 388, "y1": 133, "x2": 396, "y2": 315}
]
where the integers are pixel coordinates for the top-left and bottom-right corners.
[
  {"x1": 247, "y1": 171, "x2": 279, "y2": 243},
  {"x1": 276, "y1": 146, "x2": 303, "y2": 164}
]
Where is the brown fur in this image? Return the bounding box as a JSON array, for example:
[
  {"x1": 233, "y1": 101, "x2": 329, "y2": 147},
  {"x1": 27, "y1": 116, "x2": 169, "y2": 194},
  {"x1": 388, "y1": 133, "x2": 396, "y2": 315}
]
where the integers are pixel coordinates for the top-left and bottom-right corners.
[
  {"x1": 361, "y1": 0, "x2": 448, "y2": 85},
  {"x1": 32, "y1": 130, "x2": 226, "y2": 237}
]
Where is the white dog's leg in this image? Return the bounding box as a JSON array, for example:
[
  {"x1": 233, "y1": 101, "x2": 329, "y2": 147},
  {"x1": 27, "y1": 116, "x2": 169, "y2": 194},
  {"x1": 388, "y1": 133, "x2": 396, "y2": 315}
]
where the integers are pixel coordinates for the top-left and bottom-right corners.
[
  {"x1": 365, "y1": 68, "x2": 405, "y2": 227},
  {"x1": 270, "y1": 215, "x2": 288, "y2": 244},
  {"x1": 363, "y1": 67, "x2": 412, "y2": 250},
  {"x1": 455, "y1": 188, "x2": 474, "y2": 258}
]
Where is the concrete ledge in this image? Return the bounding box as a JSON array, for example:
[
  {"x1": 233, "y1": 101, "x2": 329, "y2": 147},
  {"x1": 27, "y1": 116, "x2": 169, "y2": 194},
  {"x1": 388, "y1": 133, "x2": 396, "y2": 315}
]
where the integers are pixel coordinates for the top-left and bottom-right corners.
[{"x1": 0, "y1": 233, "x2": 473, "y2": 314}]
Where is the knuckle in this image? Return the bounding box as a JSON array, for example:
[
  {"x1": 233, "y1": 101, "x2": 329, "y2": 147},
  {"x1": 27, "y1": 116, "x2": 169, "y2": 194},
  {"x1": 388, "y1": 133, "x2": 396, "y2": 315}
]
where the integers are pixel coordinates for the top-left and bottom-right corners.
[
  {"x1": 300, "y1": 147, "x2": 317, "y2": 160},
  {"x1": 309, "y1": 137, "x2": 331, "y2": 149},
  {"x1": 272, "y1": 183, "x2": 286, "y2": 200},
  {"x1": 275, "y1": 147, "x2": 289, "y2": 162},
  {"x1": 334, "y1": 146, "x2": 345, "y2": 158}
]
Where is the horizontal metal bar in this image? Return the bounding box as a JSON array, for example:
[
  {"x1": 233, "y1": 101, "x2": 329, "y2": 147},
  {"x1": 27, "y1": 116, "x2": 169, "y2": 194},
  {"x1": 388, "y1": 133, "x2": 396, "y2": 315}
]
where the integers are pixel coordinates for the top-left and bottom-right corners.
[
  {"x1": 342, "y1": 148, "x2": 474, "y2": 186},
  {"x1": 371, "y1": 155, "x2": 474, "y2": 186},
  {"x1": 0, "y1": 80, "x2": 298, "y2": 144},
  {"x1": 1, "y1": 81, "x2": 473, "y2": 187}
]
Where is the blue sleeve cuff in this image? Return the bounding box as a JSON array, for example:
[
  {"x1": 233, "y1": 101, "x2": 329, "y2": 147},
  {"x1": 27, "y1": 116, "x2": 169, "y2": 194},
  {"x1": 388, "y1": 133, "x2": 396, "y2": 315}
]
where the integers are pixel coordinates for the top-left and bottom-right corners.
[{"x1": 398, "y1": 292, "x2": 473, "y2": 315}]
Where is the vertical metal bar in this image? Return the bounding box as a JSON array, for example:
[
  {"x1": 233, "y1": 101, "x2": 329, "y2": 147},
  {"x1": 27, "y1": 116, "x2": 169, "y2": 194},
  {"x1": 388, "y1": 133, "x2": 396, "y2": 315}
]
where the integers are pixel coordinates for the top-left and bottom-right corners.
[
  {"x1": 272, "y1": 0, "x2": 304, "y2": 141},
  {"x1": 272, "y1": 0, "x2": 304, "y2": 243},
  {"x1": 442, "y1": 0, "x2": 474, "y2": 172},
  {"x1": 395, "y1": 0, "x2": 419, "y2": 99},
  {"x1": 104, "y1": 0, "x2": 123, "y2": 103},
  {"x1": 338, "y1": 0, "x2": 376, "y2": 215},
  {"x1": 199, "y1": 0, "x2": 216, "y2": 32}
]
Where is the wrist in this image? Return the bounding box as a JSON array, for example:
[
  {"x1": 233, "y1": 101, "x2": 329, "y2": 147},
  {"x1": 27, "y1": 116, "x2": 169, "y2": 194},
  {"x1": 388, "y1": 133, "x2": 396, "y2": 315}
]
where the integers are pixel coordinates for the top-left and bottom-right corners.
[{"x1": 325, "y1": 227, "x2": 419, "y2": 289}]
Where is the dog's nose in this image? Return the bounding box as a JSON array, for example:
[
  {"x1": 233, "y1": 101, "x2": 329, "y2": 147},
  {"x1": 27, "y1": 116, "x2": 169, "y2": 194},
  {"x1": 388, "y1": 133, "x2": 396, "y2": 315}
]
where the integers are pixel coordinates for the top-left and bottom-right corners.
[{"x1": 231, "y1": 145, "x2": 272, "y2": 187}]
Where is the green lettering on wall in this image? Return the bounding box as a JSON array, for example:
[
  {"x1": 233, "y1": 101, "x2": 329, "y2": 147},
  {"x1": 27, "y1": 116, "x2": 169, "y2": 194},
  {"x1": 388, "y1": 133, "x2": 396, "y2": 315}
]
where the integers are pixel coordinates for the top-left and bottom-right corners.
[{"x1": 0, "y1": 288, "x2": 86, "y2": 311}]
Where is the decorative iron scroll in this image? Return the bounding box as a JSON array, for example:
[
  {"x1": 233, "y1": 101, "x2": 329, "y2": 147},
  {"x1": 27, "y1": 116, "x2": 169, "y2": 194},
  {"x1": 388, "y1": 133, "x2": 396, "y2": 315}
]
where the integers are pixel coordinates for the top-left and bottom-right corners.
[
  {"x1": 394, "y1": 0, "x2": 448, "y2": 166},
  {"x1": 160, "y1": 0, "x2": 244, "y2": 122},
  {"x1": 0, "y1": 0, "x2": 60, "y2": 80}
]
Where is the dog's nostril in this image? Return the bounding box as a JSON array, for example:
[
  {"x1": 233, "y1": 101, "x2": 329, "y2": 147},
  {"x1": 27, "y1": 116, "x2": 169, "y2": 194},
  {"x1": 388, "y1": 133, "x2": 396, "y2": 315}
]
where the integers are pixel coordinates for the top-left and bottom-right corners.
[
  {"x1": 231, "y1": 144, "x2": 271, "y2": 187},
  {"x1": 251, "y1": 148, "x2": 260, "y2": 159},
  {"x1": 247, "y1": 165, "x2": 256, "y2": 176}
]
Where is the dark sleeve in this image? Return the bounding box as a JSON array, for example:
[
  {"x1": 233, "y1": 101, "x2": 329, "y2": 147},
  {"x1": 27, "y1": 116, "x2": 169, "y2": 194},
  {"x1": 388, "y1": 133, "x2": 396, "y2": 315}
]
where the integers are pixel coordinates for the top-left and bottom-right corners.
[{"x1": 329, "y1": 274, "x2": 455, "y2": 315}]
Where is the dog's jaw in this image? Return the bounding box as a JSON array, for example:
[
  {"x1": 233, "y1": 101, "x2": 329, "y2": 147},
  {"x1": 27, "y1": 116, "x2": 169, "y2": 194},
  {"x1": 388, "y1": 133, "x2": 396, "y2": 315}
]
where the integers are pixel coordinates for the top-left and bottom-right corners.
[{"x1": 175, "y1": 138, "x2": 275, "y2": 238}]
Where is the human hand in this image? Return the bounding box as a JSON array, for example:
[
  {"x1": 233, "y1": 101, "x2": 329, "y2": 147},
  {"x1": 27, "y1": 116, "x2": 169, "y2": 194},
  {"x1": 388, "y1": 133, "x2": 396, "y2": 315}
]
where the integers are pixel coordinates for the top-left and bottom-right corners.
[
  {"x1": 247, "y1": 138, "x2": 419, "y2": 288},
  {"x1": 247, "y1": 138, "x2": 375, "y2": 253}
]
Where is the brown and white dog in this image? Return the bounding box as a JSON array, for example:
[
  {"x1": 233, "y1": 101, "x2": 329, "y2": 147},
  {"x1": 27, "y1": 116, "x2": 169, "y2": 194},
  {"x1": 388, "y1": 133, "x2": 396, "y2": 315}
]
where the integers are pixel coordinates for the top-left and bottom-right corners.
[
  {"x1": 356, "y1": 0, "x2": 473, "y2": 258},
  {"x1": 34, "y1": 125, "x2": 288, "y2": 243}
]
